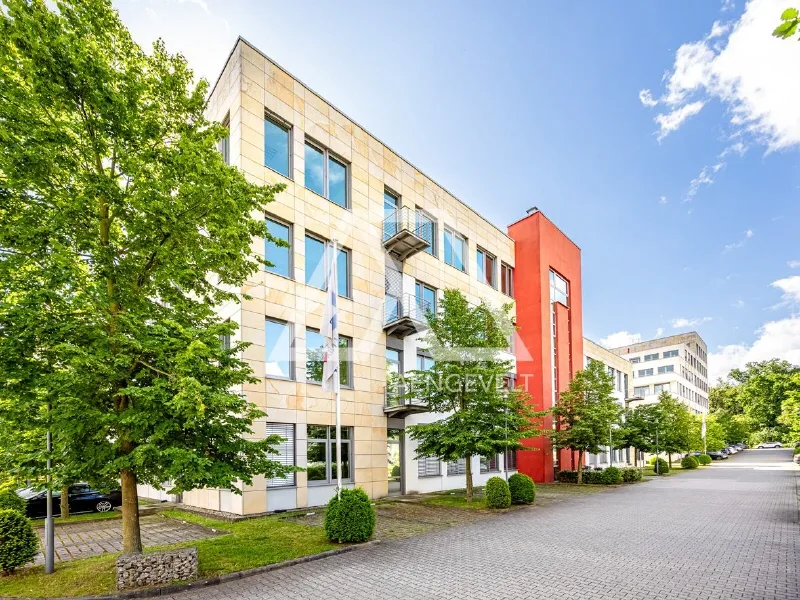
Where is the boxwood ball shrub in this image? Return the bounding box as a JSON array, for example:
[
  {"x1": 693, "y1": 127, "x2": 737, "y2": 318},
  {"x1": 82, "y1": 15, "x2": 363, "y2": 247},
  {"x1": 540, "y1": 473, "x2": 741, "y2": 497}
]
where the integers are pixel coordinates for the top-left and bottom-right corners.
[
  {"x1": 681, "y1": 455, "x2": 700, "y2": 469},
  {"x1": 697, "y1": 454, "x2": 712, "y2": 465},
  {"x1": 484, "y1": 476, "x2": 511, "y2": 508},
  {"x1": 621, "y1": 467, "x2": 643, "y2": 482},
  {"x1": 0, "y1": 509, "x2": 39, "y2": 575},
  {"x1": 601, "y1": 466, "x2": 622, "y2": 484},
  {"x1": 649, "y1": 457, "x2": 670, "y2": 474},
  {"x1": 324, "y1": 488, "x2": 375, "y2": 543},
  {"x1": 0, "y1": 486, "x2": 26, "y2": 514},
  {"x1": 508, "y1": 473, "x2": 535, "y2": 504}
]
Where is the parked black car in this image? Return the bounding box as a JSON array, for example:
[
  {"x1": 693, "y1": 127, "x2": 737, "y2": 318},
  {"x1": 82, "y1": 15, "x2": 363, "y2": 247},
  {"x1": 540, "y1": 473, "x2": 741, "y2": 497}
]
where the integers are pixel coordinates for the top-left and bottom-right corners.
[
  {"x1": 708, "y1": 450, "x2": 727, "y2": 460},
  {"x1": 18, "y1": 483, "x2": 121, "y2": 519}
]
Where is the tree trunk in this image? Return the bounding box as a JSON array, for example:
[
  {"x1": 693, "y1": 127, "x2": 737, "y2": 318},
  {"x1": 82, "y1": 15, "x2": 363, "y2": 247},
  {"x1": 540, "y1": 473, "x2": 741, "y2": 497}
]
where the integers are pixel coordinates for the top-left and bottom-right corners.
[
  {"x1": 465, "y1": 458, "x2": 473, "y2": 503},
  {"x1": 576, "y1": 450, "x2": 583, "y2": 484},
  {"x1": 60, "y1": 486, "x2": 69, "y2": 519},
  {"x1": 668, "y1": 452, "x2": 673, "y2": 466},
  {"x1": 120, "y1": 469, "x2": 142, "y2": 554}
]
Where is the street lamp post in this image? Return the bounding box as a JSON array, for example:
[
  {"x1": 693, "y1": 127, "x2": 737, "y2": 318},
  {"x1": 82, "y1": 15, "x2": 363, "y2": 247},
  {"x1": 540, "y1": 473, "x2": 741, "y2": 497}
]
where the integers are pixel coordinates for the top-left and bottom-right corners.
[{"x1": 44, "y1": 422, "x2": 54, "y2": 574}]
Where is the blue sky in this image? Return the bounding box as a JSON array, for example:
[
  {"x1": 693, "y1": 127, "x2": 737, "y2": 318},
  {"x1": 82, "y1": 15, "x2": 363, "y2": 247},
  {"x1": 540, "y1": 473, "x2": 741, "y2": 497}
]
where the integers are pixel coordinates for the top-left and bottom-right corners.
[{"x1": 115, "y1": 0, "x2": 800, "y2": 381}]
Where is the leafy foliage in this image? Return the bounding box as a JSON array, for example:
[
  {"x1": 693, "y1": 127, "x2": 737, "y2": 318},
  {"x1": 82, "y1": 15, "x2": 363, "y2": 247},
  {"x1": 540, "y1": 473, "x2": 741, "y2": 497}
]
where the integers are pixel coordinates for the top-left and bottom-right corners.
[
  {"x1": 404, "y1": 289, "x2": 542, "y2": 502},
  {"x1": 323, "y1": 488, "x2": 375, "y2": 543},
  {"x1": 620, "y1": 467, "x2": 642, "y2": 482},
  {"x1": 773, "y1": 7, "x2": 799, "y2": 39},
  {"x1": 697, "y1": 454, "x2": 712, "y2": 465},
  {"x1": 508, "y1": 473, "x2": 535, "y2": 504},
  {"x1": 0, "y1": 485, "x2": 25, "y2": 514},
  {"x1": 680, "y1": 455, "x2": 699, "y2": 469},
  {"x1": 600, "y1": 466, "x2": 622, "y2": 484},
  {"x1": 549, "y1": 360, "x2": 622, "y2": 483},
  {"x1": 484, "y1": 477, "x2": 511, "y2": 509},
  {"x1": 649, "y1": 457, "x2": 669, "y2": 475},
  {"x1": 0, "y1": 0, "x2": 291, "y2": 552},
  {"x1": 0, "y1": 509, "x2": 39, "y2": 574}
]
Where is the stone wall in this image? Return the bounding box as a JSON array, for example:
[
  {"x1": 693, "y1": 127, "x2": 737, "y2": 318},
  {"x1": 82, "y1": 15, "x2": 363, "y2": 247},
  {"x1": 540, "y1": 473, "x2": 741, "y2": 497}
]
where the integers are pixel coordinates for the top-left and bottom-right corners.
[{"x1": 116, "y1": 548, "x2": 197, "y2": 590}]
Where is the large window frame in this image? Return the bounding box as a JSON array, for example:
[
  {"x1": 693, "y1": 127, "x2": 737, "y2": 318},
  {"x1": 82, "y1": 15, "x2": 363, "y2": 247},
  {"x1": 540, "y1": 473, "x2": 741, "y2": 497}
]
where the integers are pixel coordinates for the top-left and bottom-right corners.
[
  {"x1": 476, "y1": 247, "x2": 497, "y2": 288},
  {"x1": 501, "y1": 262, "x2": 514, "y2": 297},
  {"x1": 266, "y1": 423, "x2": 296, "y2": 488},
  {"x1": 265, "y1": 318, "x2": 294, "y2": 380},
  {"x1": 446, "y1": 458, "x2": 467, "y2": 476},
  {"x1": 304, "y1": 139, "x2": 349, "y2": 209},
  {"x1": 304, "y1": 234, "x2": 352, "y2": 298},
  {"x1": 415, "y1": 281, "x2": 436, "y2": 317},
  {"x1": 265, "y1": 215, "x2": 293, "y2": 278},
  {"x1": 305, "y1": 328, "x2": 352, "y2": 388},
  {"x1": 415, "y1": 207, "x2": 437, "y2": 257},
  {"x1": 218, "y1": 113, "x2": 230, "y2": 165},
  {"x1": 306, "y1": 425, "x2": 353, "y2": 485},
  {"x1": 263, "y1": 110, "x2": 292, "y2": 178},
  {"x1": 417, "y1": 457, "x2": 441, "y2": 478},
  {"x1": 443, "y1": 227, "x2": 467, "y2": 273},
  {"x1": 480, "y1": 455, "x2": 500, "y2": 473}
]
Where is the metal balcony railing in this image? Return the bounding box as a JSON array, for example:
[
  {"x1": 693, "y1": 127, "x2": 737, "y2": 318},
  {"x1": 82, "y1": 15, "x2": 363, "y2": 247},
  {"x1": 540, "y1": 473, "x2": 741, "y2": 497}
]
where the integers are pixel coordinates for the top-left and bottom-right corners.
[
  {"x1": 384, "y1": 384, "x2": 428, "y2": 417},
  {"x1": 384, "y1": 293, "x2": 431, "y2": 336},
  {"x1": 382, "y1": 207, "x2": 431, "y2": 260}
]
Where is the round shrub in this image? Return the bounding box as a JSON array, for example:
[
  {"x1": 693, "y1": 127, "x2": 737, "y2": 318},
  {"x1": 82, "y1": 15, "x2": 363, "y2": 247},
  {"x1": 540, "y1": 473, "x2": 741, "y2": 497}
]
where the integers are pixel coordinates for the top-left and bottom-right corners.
[
  {"x1": 324, "y1": 488, "x2": 375, "y2": 543},
  {"x1": 484, "y1": 476, "x2": 511, "y2": 509},
  {"x1": 390, "y1": 465, "x2": 400, "y2": 477},
  {"x1": 681, "y1": 455, "x2": 699, "y2": 469},
  {"x1": 508, "y1": 473, "x2": 535, "y2": 504},
  {"x1": 601, "y1": 466, "x2": 622, "y2": 484},
  {"x1": 0, "y1": 509, "x2": 39, "y2": 574},
  {"x1": 649, "y1": 457, "x2": 670, "y2": 474},
  {"x1": 697, "y1": 454, "x2": 712, "y2": 465},
  {"x1": 621, "y1": 467, "x2": 642, "y2": 483},
  {"x1": 0, "y1": 486, "x2": 26, "y2": 514}
]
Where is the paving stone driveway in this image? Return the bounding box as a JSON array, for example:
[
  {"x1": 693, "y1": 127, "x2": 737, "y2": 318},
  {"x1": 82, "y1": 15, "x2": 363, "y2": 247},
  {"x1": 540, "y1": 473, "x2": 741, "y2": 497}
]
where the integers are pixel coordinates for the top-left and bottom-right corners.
[
  {"x1": 35, "y1": 514, "x2": 221, "y2": 563},
  {"x1": 164, "y1": 449, "x2": 799, "y2": 600}
]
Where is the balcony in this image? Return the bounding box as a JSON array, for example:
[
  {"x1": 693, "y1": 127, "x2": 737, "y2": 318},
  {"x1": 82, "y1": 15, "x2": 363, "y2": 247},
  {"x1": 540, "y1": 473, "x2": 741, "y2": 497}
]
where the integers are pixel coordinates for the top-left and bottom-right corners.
[
  {"x1": 382, "y1": 207, "x2": 431, "y2": 260},
  {"x1": 384, "y1": 293, "x2": 430, "y2": 337},
  {"x1": 384, "y1": 384, "x2": 428, "y2": 418}
]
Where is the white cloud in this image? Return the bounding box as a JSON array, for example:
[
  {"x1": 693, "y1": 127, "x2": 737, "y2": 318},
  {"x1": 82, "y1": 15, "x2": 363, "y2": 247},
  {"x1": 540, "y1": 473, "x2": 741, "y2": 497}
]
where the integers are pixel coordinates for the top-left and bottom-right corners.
[
  {"x1": 732, "y1": 299, "x2": 745, "y2": 308},
  {"x1": 639, "y1": 89, "x2": 659, "y2": 107},
  {"x1": 788, "y1": 260, "x2": 800, "y2": 268},
  {"x1": 710, "y1": 316, "x2": 800, "y2": 381},
  {"x1": 658, "y1": 195, "x2": 668, "y2": 204},
  {"x1": 771, "y1": 275, "x2": 800, "y2": 304},
  {"x1": 685, "y1": 165, "x2": 717, "y2": 200},
  {"x1": 723, "y1": 229, "x2": 754, "y2": 253},
  {"x1": 641, "y1": 0, "x2": 800, "y2": 150},
  {"x1": 655, "y1": 327, "x2": 664, "y2": 337},
  {"x1": 599, "y1": 331, "x2": 642, "y2": 348},
  {"x1": 671, "y1": 316, "x2": 713, "y2": 328},
  {"x1": 719, "y1": 141, "x2": 747, "y2": 157}
]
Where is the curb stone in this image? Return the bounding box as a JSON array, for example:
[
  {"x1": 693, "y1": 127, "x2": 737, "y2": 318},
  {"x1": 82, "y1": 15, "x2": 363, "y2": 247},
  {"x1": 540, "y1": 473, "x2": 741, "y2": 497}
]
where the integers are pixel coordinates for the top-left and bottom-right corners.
[{"x1": 0, "y1": 541, "x2": 379, "y2": 600}]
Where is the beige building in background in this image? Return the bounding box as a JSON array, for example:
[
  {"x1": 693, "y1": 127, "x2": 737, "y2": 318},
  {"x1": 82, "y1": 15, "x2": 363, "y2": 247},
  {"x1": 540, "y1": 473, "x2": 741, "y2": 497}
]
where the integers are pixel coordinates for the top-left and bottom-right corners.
[{"x1": 139, "y1": 38, "x2": 519, "y2": 515}]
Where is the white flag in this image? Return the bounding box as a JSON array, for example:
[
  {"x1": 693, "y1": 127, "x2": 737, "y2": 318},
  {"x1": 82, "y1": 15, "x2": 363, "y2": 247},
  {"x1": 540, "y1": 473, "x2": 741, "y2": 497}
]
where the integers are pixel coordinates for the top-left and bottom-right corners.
[
  {"x1": 701, "y1": 412, "x2": 706, "y2": 439},
  {"x1": 320, "y1": 241, "x2": 339, "y2": 393}
]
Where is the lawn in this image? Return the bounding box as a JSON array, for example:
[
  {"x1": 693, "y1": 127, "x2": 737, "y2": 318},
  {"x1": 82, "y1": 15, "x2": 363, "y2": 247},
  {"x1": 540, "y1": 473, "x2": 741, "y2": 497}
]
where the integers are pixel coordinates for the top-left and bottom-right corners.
[
  {"x1": 30, "y1": 510, "x2": 121, "y2": 527},
  {"x1": 0, "y1": 510, "x2": 337, "y2": 598}
]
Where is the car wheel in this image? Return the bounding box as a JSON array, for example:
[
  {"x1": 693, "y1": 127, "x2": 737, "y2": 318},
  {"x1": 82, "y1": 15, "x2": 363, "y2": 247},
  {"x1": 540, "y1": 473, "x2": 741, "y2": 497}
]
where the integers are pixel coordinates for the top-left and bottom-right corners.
[{"x1": 96, "y1": 500, "x2": 113, "y2": 513}]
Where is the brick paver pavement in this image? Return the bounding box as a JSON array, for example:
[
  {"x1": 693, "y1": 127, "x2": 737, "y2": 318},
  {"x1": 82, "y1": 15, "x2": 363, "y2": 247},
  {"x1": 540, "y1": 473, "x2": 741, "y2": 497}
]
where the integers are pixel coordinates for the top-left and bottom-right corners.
[
  {"x1": 34, "y1": 514, "x2": 221, "y2": 564},
  {"x1": 164, "y1": 449, "x2": 798, "y2": 600}
]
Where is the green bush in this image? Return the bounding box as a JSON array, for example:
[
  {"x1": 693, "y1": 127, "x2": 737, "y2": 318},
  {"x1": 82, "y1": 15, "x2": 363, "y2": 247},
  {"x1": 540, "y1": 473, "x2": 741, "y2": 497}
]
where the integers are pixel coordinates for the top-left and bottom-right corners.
[
  {"x1": 601, "y1": 466, "x2": 622, "y2": 484},
  {"x1": 323, "y1": 488, "x2": 375, "y2": 543},
  {"x1": 390, "y1": 465, "x2": 400, "y2": 477},
  {"x1": 680, "y1": 455, "x2": 699, "y2": 469},
  {"x1": 621, "y1": 467, "x2": 642, "y2": 482},
  {"x1": 0, "y1": 485, "x2": 25, "y2": 514},
  {"x1": 0, "y1": 509, "x2": 39, "y2": 574},
  {"x1": 508, "y1": 473, "x2": 535, "y2": 504},
  {"x1": 557, "y1": 470, "x2": 578, "y2": 483},
  {"x1": 649, "y1": 457, "x2": 670, "y2": 474},
  {"x1": 696, "y1": 454, "x2": 712, "y2": 465},
  {"x1": 484, "y1": 476, "x2": 511, "y2": 508}
]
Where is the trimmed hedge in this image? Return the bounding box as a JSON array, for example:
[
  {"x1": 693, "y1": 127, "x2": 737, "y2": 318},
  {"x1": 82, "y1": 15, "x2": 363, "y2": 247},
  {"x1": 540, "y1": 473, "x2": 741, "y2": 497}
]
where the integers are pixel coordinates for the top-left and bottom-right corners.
[
  {"x1": 681, "y1": 455, "x2": 699, "y2": 469},
  {"x1": 558, "y1": 468, "x2": 626, "y2": 485},
  {"x1": 621, "y1": 467, "x2": 642, "y2": 482},
  {"x1": 0, "y1": 509, "x2": 39, "y2": 574},
  {"x1": 0, "y1": 486, "x2": 25, "y2": 514},
  {"x1": 508, "y1": 473, "x2": 535, "y2": 504},
  {"x1": 558, "y1": 470, "x2": 579, "y2": 483},
  {"x1": 697, "y1": 454, "x2": 712, "y2": 465},
  {"x1": 485, "y1": 476, "x2": 511, "y2": 509},
  {"x1": 601, "y1": 466, "x2": 622, "y2": 484},
  {"x1": 324, "y1": 488, "x2": 375, "y2": 543},
  {"x1": 649, "y1": 457, "x2": 670, "y2": 474}
]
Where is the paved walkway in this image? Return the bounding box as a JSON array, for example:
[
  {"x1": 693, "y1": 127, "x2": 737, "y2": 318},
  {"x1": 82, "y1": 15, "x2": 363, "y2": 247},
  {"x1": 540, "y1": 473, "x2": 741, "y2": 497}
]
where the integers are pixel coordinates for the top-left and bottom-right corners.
[
  {"x1": 35, "y1": 514, "x2": 221, "y2": 563},
  {"x1": 165, "y1": 448, "x2": 799, "y2": 600}
]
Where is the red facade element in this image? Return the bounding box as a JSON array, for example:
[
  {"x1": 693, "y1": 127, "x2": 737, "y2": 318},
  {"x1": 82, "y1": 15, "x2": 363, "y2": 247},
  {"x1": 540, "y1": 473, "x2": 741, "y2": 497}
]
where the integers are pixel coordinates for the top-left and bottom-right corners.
[{"x1": 507, "y1": 211, "x2": 583, "y2": 483}]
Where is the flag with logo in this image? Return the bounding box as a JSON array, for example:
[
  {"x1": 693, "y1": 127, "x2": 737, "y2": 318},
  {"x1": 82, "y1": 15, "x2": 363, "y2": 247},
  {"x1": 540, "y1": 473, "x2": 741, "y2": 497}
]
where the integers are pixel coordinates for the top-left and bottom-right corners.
[{"x1": 320, "y1": 241, "x2": 339, "y2": 393}]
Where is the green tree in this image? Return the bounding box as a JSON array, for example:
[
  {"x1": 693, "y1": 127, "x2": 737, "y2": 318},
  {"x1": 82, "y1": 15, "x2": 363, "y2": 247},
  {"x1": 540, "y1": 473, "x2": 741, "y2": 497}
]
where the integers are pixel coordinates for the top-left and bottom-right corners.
[
  {"x1": 688, "y1": 414, "x2": 726, "y2": 452},
  {"x1": 549, "y1": 360, "x2": 622, "y2": 484},
  {"x1": 656, "y1": 392, "x2": 693, "y2": 465},
  {"x1": 773, "y1": 7, "x2": 800, "y2": 39},
  {"x1": 404, "y1": 290, "x2": 541, "y2": 503},
  {"x1": 730, "y1": 360, "x2": 797, "y2": 436},
  {"x1": 778, "y1": 372, "x2": 800, "y2": 442},
  {"x1": 0, "y1": 0, "x2": 293, "y2": 553},
  {"x1": 619, "y1": 404, "x2": 660, "y2": 466}
]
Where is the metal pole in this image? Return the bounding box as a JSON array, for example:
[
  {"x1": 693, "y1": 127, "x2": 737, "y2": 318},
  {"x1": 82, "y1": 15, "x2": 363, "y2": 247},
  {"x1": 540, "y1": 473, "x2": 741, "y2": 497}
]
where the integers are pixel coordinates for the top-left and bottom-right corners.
[
  {"x1": 44, "y1": 426, "x2": 54, "y2": 574},
  {"x1": 655, "y1": 428, "x2": 659, "y2": 475},
  {"x1": 609, "y1": 423, "x2": 613, "y2": 467},
  {"x1": 335, "y1": 387, "x2": 342, "y2": 499}
]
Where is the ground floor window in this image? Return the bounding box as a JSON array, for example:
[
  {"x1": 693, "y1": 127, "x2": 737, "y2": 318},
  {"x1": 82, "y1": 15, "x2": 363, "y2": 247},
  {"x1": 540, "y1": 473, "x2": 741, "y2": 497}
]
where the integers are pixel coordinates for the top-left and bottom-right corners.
[
  {"x1": 307, "y1": 425, "x2": 352, "y2": 484},
  {"x1": 266, "y1": 423, "x2": 296, "y2": 488},
  {"x1": 480, "y1": 455, "x2": 500, "y2": 473},
  {"x1": 504, "y1": 449, "x2": 517, "y2": 471},
  {"x1": 447, "y1": 458, "x2": 467, "y2": 476},
  {"x1": 418, "y1": 457, "x2": 441, "y2": 477}
]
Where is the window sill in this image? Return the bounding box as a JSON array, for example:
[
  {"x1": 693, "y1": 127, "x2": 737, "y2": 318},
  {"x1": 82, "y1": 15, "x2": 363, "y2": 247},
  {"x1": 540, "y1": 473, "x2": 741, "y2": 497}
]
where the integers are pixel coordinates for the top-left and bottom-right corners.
[
  {"x1": 443, "y1": 261, "x2": 468, "y2": 275},
  {"x1": 308, "y1": 480, "x2": 354, "y2": 487},
  {"x1": 417, "y1": 474, "x2": 442, "y2": 478},
  {"x1": 304, "y1": 186, "x2": 350, "y2": 211},
  {"x1": 265, "y1": 375, "x2": 296, "y2": 383},
  {"x1": 305, "y1": 381, "x2": 354, "y2": 391},
  {"x1": 266, "y1": 484, "x2": 297, "y2": 490},
  {"x1": 265, "y1": 270, "x2": 295, "y2": 282},
  {"x1": 264, "y1": 164, "x2": 293, "y2": 182},
  {"x1": 305, "y1": 283, "x2": 352, "y2": 301}
]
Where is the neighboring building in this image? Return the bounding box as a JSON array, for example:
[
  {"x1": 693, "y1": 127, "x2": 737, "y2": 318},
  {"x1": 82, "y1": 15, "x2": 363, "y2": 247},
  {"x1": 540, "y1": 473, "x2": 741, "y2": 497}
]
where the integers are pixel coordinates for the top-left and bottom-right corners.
[
  {"x1": 139, "y1": 38, "x2": 583, "y2": 514},
  {"x1": 583, "y1": 338, "x2": 634, "y2": 468},
  {"x1": 610, "y1": 332, "x2": 709, "y2": 414}
]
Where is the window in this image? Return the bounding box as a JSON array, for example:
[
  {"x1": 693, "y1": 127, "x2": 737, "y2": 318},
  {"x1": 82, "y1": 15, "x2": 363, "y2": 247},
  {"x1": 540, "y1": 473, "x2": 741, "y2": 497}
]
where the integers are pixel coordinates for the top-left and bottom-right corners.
[
  {"x1": 220, "y1": 326, "x2": 231, "y2": 352},
  {"x1": 417, "y1": 457, "x2": 441, "y2": 477},
  {"x1": 658, "y1": 365, "x2": 674, "y2": 374},
  {"x1": 384, "y1": 189, "x2": 400, "y2": 236},
  {"x1": 265, "y1": 217, "x2": 292, "y2": 278},
  {"x1": 264, "y1": 112, "x2": 290, "y2": 177},
  {"x1": 480, "y1": 455, "x2": 500, "y2": 473},
  {"x1": 476, "y1": 248, "x2": 496, "y2": 287},
  {"x1": 504, "y1": 449, "x2": 517, "y2": 471},
  {"x1": 501, "y1": 262, "x2": 514, "y2": 297},
  {"x1": 304, "y1": 140, "x2": 348, "y2": 208},
  {"x1": 630, "y1": 357, "x2": 641, "y2": 364},
  {"x1": 416, "y1": 208, "x2": 437, "y2": 256},
  {"x1": 304, "y1": 235, "x2": 350, "y2": 297},
  {"x1": 266, "y1": 319, "x2": 293, "y2": 379},
  {"x1": 305, "y1": 328, "x2": 351, "y2": 387},
  {"x1": 644, "y1": 353, "x2": 659, "y2": 362},
  {"x1": 663, "y1": 350, "x2": 679, "y2": 358},
  {"x1": 415, "y1": 281, "x2": 436, "y2": 316},
  {"x1": 634, "y1": 385, "x2": 650, "y2": 396},
  {"x1": 654, "y1": 383, "x2": 670, "y2": 394},
  {"x1": 218, "y1": 113, "x2": 230, "y2": 165},
  {"x1": 417, "y1": 353, "x2": 434, "y2": 371},
  {"x1": 306, "y1": 425, "x2": 352, "y2": 484},
  {"x1": 443, "y1": 227, "x2": 467, "y2": 272},
  {"x1": 549, "y1": 270, "x2": 569, "y2": 305},
  {"x1": 638, "y1": 368, "x2": 654, "y2": 377},
  {"x1": 447, "y1": 458, "x2": 466, "y2": 476},
  {"x1": 266, "y1": 423, "x2": 295, "y2": 487}
]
